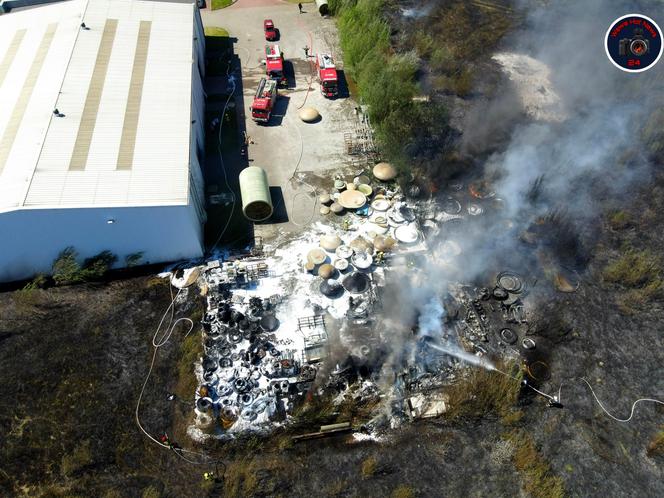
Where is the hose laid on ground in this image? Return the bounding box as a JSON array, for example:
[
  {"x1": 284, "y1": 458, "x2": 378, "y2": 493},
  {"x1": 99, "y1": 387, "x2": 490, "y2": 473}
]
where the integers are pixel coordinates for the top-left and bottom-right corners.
[
  {"x1": 209, "y1": 62, "x2": 238, "y2": 253},
  {"x1": 135, "y1": 284, "x2": 225, "y2": 474},
  {"x1": 578, "y1": 378, "x2": 664, "y2": 423},
  {"x1": 135, "y1": 286, "x2": 193, "y2": 449},
  {"x1": 492, "y1": 365, "x2": 664, "y2": 423},
  {"x1": 297, "y1": 31, "x2": 316, "y2": 110}
]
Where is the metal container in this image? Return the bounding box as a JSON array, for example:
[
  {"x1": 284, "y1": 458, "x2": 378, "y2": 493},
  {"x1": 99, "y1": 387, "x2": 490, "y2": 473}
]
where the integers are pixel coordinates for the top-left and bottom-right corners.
[{"x1": 239, "y1": 166, "x2": 273, "y2": 221}]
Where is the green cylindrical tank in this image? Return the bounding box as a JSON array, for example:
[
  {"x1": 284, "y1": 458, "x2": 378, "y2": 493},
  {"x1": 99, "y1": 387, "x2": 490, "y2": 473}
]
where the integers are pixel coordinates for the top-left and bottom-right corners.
[{"x1": 239, "y1": 166, "x2": 273, "y2": 221}]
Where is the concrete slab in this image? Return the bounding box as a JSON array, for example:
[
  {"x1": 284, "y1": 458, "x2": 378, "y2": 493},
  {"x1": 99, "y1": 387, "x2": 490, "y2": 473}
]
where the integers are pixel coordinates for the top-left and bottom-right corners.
[{"x1": 202, "y1": 0, "x2": 360, "y2": 246}]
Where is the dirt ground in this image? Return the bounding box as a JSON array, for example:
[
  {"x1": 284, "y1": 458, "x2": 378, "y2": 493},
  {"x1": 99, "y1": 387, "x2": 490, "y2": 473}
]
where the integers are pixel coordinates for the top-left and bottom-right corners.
[
  {"x1": 1, "y1": 1, "x2": 664, "y2": 497},
  {"x1": 1, "y1": 239, "x2": 663, "y2": 498},
  {"x1": 202, "y1": 0, "x2": 359, "y2": 245}
]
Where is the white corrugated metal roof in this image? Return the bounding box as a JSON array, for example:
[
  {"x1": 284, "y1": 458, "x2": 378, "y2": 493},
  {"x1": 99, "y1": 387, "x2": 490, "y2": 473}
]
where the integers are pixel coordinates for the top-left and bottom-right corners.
[{"x1": 0, "y1": 0, "x2": 195, "y2": 212}]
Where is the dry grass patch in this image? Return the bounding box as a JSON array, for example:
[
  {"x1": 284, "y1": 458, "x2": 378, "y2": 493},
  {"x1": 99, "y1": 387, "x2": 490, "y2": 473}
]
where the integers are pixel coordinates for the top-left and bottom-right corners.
[
  {"x1": 608, "y1": 210, "x2": 633, "y2": 230},
  {"x1": 444, "y1": 361, "x2": 522, "y2": 421},
  {"x1": 60, "y1": 440, "x2": 93, "y2": 478},
  {"x1": 360, "y1": 455, "x2": 377, "y2": 478},
  {"x1": 392, "y1": 485, "x2": 415, "y2": 498},
  {"x1": 603, "y1": 248, "x2": 663, "y2": 312},
  {"x1": 647, "y1": 430, "x2": 664, "y2": 457},
  {"x1": 506, "y1": 429, "x2": 564, "y2": 498}
]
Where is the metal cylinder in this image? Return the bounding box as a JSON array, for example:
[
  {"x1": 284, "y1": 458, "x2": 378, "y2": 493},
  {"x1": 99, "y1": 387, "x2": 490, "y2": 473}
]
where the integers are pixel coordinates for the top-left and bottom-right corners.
[
  {"x1": 239, "y1": 166, "x2": 273, "y2": 221},
  {"x1": 315, "y1": 0, "x2": 329, "y2": 16}
]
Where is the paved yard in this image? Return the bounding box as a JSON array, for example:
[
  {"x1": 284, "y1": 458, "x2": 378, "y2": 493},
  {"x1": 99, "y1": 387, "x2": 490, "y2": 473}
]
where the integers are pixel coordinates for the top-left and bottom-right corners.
[{"x1": 202, "y1": 0, "x2": 359, "y2": 246}]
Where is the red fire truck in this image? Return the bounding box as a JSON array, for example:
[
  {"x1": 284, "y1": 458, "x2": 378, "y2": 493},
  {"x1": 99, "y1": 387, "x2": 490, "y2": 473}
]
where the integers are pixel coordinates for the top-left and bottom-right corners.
[
  {"x1": 263, "y1": 19, "x2": 278, "y2": 41},
  {"x1": 250, "y1": 77, "x2": 278, "y2": 123},
  {"x1": 265, "y1": 44, "x2": 287, "y2": 86},
  {"x1": 316, "y1": 53, "x2": 338, "y2": 98}
]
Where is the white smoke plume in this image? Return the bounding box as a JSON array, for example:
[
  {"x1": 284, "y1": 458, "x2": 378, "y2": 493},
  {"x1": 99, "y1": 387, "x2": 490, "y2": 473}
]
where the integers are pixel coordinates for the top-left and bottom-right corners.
[{"x1": 377, "y1": 0, "x2": 662, "y2": 380}]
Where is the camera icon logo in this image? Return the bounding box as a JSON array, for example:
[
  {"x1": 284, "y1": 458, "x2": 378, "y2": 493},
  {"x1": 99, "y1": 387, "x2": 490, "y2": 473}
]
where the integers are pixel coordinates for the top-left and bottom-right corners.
[{"x1": 605, "y1": 14, "x2": 662, "y2": 72}]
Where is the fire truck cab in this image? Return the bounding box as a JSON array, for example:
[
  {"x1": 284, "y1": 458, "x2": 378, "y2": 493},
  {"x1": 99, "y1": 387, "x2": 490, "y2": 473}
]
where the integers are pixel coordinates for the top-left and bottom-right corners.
[
  {"x1": 263, "y1": 19, "x2": 278, "y2": 41},
  {"x1": 265, "y1": 44, "x2": 287, "y2": 86},
  {"x1": 250, "y1": 77, "x2": 278, "y2": 123},
  {"x1": 316, "y1": 54, "x2": 338, "y2": 98}
]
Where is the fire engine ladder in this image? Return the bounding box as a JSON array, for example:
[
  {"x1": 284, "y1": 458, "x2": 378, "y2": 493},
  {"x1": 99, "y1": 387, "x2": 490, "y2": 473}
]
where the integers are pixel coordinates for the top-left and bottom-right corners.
[{"x1": 255, "y1": 78, "x2": 267, "y2": 98}]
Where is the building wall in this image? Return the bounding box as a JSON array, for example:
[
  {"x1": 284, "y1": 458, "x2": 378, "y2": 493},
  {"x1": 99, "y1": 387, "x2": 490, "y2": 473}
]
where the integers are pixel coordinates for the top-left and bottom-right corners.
[
  {"x1": 0, "y1": 2, "x2": 209, "y2": 283},
  {"x1": 0, "y1": 203, "x2": 204, "y2": 282},
  {"x1": 194, "y1": 4, "x2": 205, "y2": 77},
  {"x1": 0, "y1": 0, "x2": 62, "y2": 13}
]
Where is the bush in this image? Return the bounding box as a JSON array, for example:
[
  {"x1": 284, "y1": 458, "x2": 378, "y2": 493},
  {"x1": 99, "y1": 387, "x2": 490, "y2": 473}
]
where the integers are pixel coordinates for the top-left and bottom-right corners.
[
  {"x1": 52, "y1": 247, "x2": 85, "y2": 286},
  {"x1": 125, "y1": 252, "x2": 144, "y2": 267},
  {"x1": 82, "y1": 250, "x2": 118, "y2": 279},
  {"x1": 333, "y1": 0, "x2": 440, "y2": 171},
  {"x1": 24, "y1": 273, "x2": 49, "y2": 290},
  {"x1": 51, "y1": 247, "x2": 117, "y2": 285}
]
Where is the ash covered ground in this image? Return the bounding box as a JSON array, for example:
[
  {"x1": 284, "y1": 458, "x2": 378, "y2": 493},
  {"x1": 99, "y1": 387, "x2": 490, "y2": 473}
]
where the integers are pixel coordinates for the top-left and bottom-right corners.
[{"x1": 2, "y1": 0, "x2": 664, "y2": 497}]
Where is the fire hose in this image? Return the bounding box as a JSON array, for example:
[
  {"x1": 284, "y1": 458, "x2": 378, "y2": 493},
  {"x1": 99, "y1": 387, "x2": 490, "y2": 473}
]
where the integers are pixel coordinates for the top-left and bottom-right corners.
[
  {"x1": 491, "y1": 364, "x2": 664, "y2": 422},
  {"x1": 135, "y1": 284, "x2": 226, "y2": 475}
]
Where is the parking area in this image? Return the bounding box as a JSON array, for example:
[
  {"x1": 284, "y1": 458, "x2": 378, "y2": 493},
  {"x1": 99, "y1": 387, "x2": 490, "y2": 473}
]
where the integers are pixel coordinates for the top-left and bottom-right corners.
[{"x1": 202, "y1": 0, "x2": 359, "y2": 245}]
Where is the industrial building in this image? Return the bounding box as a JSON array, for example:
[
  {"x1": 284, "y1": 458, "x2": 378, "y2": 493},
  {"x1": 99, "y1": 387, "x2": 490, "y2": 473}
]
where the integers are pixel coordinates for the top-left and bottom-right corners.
[{"x1": 0, "y1": 0, "x2": 206, "y2": 282}]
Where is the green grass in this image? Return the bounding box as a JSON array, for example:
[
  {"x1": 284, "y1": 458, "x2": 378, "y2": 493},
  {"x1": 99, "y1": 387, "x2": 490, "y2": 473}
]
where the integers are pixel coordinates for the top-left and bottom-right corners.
[
  {"x1": 331, "y1": 0, "x2": 448, "y2": 172},
  {"x1": 210, "y1": 0, "x2": 232, "y2": 10},
  {"x1": 204, "y1": 26, "x2": 229, "y2": 37}
]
